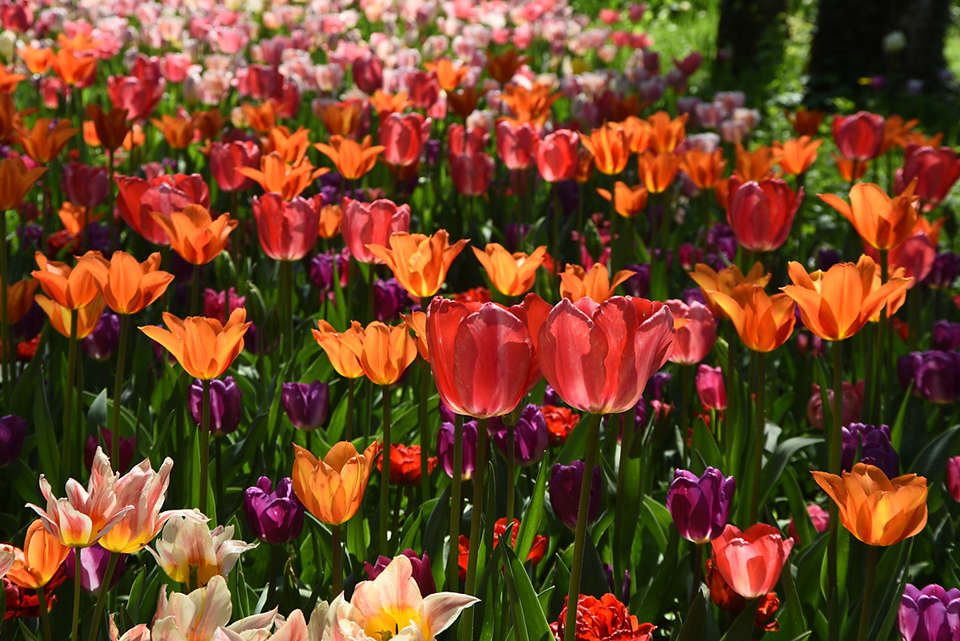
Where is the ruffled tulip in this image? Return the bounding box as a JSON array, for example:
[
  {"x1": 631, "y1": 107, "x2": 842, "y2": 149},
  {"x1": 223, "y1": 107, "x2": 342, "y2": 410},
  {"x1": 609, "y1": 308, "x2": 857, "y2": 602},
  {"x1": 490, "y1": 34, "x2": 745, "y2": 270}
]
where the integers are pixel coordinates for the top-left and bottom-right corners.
[
  {"x1": 140, "y1": 308, "x2": 250, "y2": 380},
  {"x1": 292, "y1": 441, "x2": 380, "y2": 525},
  {"x1": 710, "y1": 523, "x2": 793, "y2": 598}
]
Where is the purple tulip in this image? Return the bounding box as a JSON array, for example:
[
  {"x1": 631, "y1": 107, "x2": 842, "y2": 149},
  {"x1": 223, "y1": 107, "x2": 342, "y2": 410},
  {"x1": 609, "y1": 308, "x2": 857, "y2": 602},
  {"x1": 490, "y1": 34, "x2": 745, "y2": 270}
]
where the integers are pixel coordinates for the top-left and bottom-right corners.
[
  {"x1": 85, "y1": 428, "x2": 135, "y2": 472},
  {"x1": 549, "y1": 460, "x2": 602, "y2": 529},
  {"x1": 817, "y1": 247, "x2": 843, "y2": 271},
  {"x1": 543, "y1": 385, "x2": 563, "y2": 407},
  {"x1": 364, "y1": 549, "x2": 436, "y2": 595},
  {"x1": 374, "y1": 277, "x2": 412, "y2": 321},
  {"x1": 82, "y1": 311, "x2": 119, "y2": 361},
  {"x1": 0, "y1": 415, "x2": 27, "y2": 466},
  {"x1": 706, "y1": 223, "x2": 737, "y2": 262},
  {"x1": 648, "y1": 371, "x2": 672, "y2": 401},
  {"x1": 925, "y1": 251, "x2": 960, "y2": 289},
  {"x1": 898, "y1": 583, "x2": 960, "y2": 641},
  {"x1": 665, "y1": 467, "x2": 735, "y2": 543},
  {"x1": 65, "y1": 544, "x2": 125, "y2": 593},
  {"x1": 243, "y1": 476, "x2": 305, "y2": 544},
  {"x1": 281, "y1": 381, "x2": 330, "y2": 431},
  {"x1": 841, "y1": 423, "x2": 899, "y2": 478},
  {"x1": 898, "y1": 351, "x2": 960, "y2": 404},
  {"x1": 621, "y1": 264, "x2": 650, "y2": 298},
  {"x1": 437, "y1": 419, "x2": 478, "y2": 480},
  {"x1": 309, "y1": 249, "x2": 349, "y2": 294},
  {"x1": 490, "y1": 404, "x2": 549, "y2": 466},
  {"x1": 504, "y1": 223, "x2": 532, "y2": 252},
  {"x1": 189, "y1": 377, "x2": 243, "y2": 435},
  {"x1": 932, "y1": 321, "x2": 960, "y2": 351}
]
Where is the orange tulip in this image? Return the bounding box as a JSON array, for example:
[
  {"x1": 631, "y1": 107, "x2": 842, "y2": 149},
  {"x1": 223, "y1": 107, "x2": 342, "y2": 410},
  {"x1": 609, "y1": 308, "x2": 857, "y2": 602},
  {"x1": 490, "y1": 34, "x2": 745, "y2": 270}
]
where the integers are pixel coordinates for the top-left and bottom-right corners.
[
  {"x1": 472, "y1": 243, "x2": 547, "y2": 296},
  {"x1": 315, "y1": 135, "x2": 384, "y2": 180},
  {"x1": 238, "y1": 152, "x2": 323, "y2": 200},
  {"x1": 140, "y1": 308, "x2": 250, "y2": 380},
  {"x1": 780, "y1": 255, "x2": 912, "y2": 341},
  {"x1": 312, "y1": 320, "x2": 366, "y2": 379},
  {"x1": 292, "y1": 441, "x2": 380, "y2": 525},
  {"x1": 646, "y1": 111, "x2": 686, "y2": 153},
  {"x1": 620, "y1": 116, "x2": 652, "y2": 153},
  {"x1": 0, "y1": 93, "x2": 19, "y2": 143},
  {"x1": 500, "y1": 83, "x2": 557, "y2": 127},
  {"x1": 402, "y1": 310, "x2": 429, "y2": 360},
  {"x1": 833, "y1": 153, "x2": 867, "y2": 182},
  {"x1": 559, "y1": 263, "x2": 635, "y2": 302},
  {"x1": 31, "y1": 251, "x2": 107, "y2": 310},
  {"x1": 637, "y1": 152, "x2": 680, "y2": 194},
  {"x1": 151, "y1": 114, "x2": 194, "y2": 149},
  {"x1": 486, "y1": 49, "x2": 527, "y2": 84},
  {"x1": 881, "y1": 115, "x2": 920, "y2": 154},
  {"x1": 734, "y1": 143, "x2": 777, "y2": 181},
  {"x1": 366, "y1": 230, "x2": 468, "y2": 299},
  {"x1": 18, "y1": 46, "x2": 53, "y2": 74},
  {"x1": 426, "y1": 58, "x2": 469, "y2": 92},
  {"x1": 680, "y1": 149, "x2": 726, "y2": 189},
  {"x1": 0, "y1": 156, "x2": 46, "y2": 210},
  {"x1": 50, "y1": 48, "x2": 97, "y2": 87},
  {"x1": 581, "y1": 122, "x2": 630, "y2": 175},
  {"x1": 811, "y1": 463, "x2": 927, "y2": 546},
  {"x1": 318, "y1": 202, "x2": 343, "y2": 239},
  {"x1": 0, "y1": 65, "x2": 24, "y2": 93},
  {"x1": 58, "y1": 202, "x2": 99, "y2": 237},
  {"x1": 317, "y1": 99, "x2": 364, "y2": 138},
  {"x1": 785, "y1": 108, "x2": 825, "y2": 136},
  {"x1": 266, "y1": 127, "x2": 312, "y2": 165},
  {"x1": 2, "y1": 278, "x2": 38, "y2": 325},
  {"x1": 369, "y1": 90, "x2": 412, "y2": 116},
  {"x1": 447, "y1": 87, "x2": 481, "y2": 119},
  {"x1": 5, "y1": 520, "x2": 69, "y2": 589},
  {"x1": 190, "y1": 109, "x2": 224, "y2": 142},
  {"x1": 85, "y1": 103, "x2": 132, "y2": 151},
  {"x1": 152, "y1": 205, "x2": 237, "y2": 265},
  {"x1": 597, "y1": 182, "x2": 648, "y2": 218},
  {"x1": 17, "y1": 118, "x2": 78, "y2": 163},
  {"x1": 93, "y1": 251, "x2": 174, "y2": 315},
  {"x1": 776, "y1": 137, "x2": 822, "y2": 176},
  {"x1": 688, "y1": 262, "x2": 771, "y2": 318},
  {"x1": 357, "y1": 321, "x2": 418, "y2": 386},
  {"x1": 710, "y1": 286, "x2": 796, "y2": 352},
  {"x1": 241, "y1": 100, "x2": 277, "y2": 133},
  {"x1": 818, "y1": 182, "x2": 919, "y2": 250},
  {"x1": 36, "y1": 293, "x2": 106, "y2": 339}
]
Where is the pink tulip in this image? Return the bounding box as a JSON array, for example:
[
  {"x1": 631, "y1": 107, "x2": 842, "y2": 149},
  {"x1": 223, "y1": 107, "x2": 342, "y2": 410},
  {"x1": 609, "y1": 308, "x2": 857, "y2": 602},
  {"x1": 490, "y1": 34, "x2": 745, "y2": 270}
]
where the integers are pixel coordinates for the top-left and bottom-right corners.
[
  {"x1": 947, "y1": 456, "x2": 960, "y2": 502},
  {"x1": 209, "y1": 141, "x2": 261, "y2": 192},
  {"x1": 380, "y1": 112, "x2": 431, "y2": 167},
  {"x1": 711, "y1": 523, "x2": 793, "y2": 598},
  {"x1": 496, "y1": 120, "x2": 539, "y2": 170},
  {"x1": 341, "y1": 198, "x2": 411, "y2": 264},
  {"x1": 535, "y1": 129, "x2": 579, "y2": 183},
  {"x1": 666, "y1": 299, "x2": 717, "y2": 364},
  {"x1": 696, "y1": 364, "x2": 727, "y2": 411}
]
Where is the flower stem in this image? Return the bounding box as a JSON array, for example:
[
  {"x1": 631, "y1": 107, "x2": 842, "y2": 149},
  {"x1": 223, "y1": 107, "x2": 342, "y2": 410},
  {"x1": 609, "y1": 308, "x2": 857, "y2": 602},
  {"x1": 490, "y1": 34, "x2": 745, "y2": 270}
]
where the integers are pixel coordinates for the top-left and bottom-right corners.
[
  {"x1": 36, "y1": 587, "x2": 52, "y2": 641},
  {"x1": 65, "y1": 309, "x2": 79, "y2": 477},
  {"x1": 749, "y1": 350, "x2": 765, "y2": 522},
  {"x1": 505, "y1": 423, "x2": 516, "y2": 524},
  {"x1": 855, "y1": 546, "x2": 878, "y2": 641},
  {"x1": 447, "y1": 414, "x2": 463, "y2": 589},
  {"x1": 419, "y1": 363, "x2": 431, "y2": 509},
  {"x1": 563, "y1": 413, "x2": 601, "y2": 641},
  {"x1": 379, "y1": 385, "x2": 392, "y2": 553},
  {"x1": 345, "y1": 377, "x2": 355, "y2": 441},
  {"x1": 463, "y1": 418, "x2": 489, "y2": 639},
  {"x1": 279, "y1": 260, "x2": 294, "y2": 361},
  {"x1": 111, "y1": 315, "x2": 131, "y2": 464},
  {"x1": 827, "y1": 341, "x2": 843, "y2": 641},
  {"x1": 199, "y1": 378, "x2": 211, "y2": 516},
  {"x1": 70, "y1": 549, "x2": 82, "y2": 641},
  {"x1": 190, "y1": 264, "x2": 201, "y2": 315},
  {"x1": 86, "y1": 553, "x2": 119, "y2": 641},
  {"x1": 0, "y1": 209, "x2": 10, "y2": 407},
  {"x1": 331, "y1": 524, "x2": 343, "y2": 597}
]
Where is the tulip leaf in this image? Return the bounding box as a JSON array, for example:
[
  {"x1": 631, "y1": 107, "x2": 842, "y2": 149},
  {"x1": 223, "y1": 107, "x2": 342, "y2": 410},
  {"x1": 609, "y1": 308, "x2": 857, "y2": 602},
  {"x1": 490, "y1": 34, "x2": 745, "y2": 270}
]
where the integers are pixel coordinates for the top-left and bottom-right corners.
[
  {"x1": 515, "y1": 459, "x2": 548, "y2": 561},
  {"x1": 675, "y1": 585, "x2": 712, "y2": 641},
  {"x1": 639, "y1": 495, "x2": 671, "y2": 553},
  {"x1": 557, "y1": 414, "x2": 592, "y2": 464},
  {"x1": 718, "y1": 600, "x2": 759, "y2": 641},
  {"x1": 503, "y1": 545, "x2": 554, "y2": 641},
  {"x1": 32, "y1": 364, "x2": 60, "y2": 489},
  {"x1": 17, "y1": 621, "x2": 38, "y2": 641},
  {"x1": 758, "y1": 436, "x2": 822, "y2": 508},
  {"x1": 771, "y1": 563, "x2": 809, "y2": 639},
  {"x1": 909, "y1": 423, "x2": 960, "y2": 481}
]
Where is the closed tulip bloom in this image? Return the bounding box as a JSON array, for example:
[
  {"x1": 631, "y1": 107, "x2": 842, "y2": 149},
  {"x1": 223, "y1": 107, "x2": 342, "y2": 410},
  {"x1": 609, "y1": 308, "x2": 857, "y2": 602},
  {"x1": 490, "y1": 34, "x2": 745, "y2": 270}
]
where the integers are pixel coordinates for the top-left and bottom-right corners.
[
  {"x1": 896, "y1": 145, "x2": 960, "y2": 207},
  {"x1": 597, "y1": 182, "x2": 648, "y2": 218},
  {"x1": 696, "y1": 364, "x2": 727, "y2": 410},
  {"x1": 637, "y1": 151, "x2": 680, "y2": 193},
  {"x1": 710, "y1": 286, "x2": 796, "y2": 353},
  {"x1": 115, "y1": 173, "x2": 210, "y2": 245},
  {"x1": 680, "y1": 149, "x2": 726, "y2": 189},
  {"x1": 689, "y1": 262, "x2": 771, "y2": 318},
  {"x1": 82, "y1": 311, "x2": 119, "y2": 361},
  {"x1": 252, "y1": 193, "x2": 318, "y2": 261},
  {"x1": 775, "y1": 136, "x2": 822, "y2": 176},
  {"x1": 496, "y1": 120, "x2": 539, "y2": 170},
  {"x1": 582, "y1": 122, "x2": 630, "y2": 175},
  {"x1": 473, "y1": 243, "x2": 547, "y2": 296},
  {"x1": 898, "y1": 350, "x2": 960, "y2": 404},
  {"x1": 426, "y1": 296, "x2": 547, "y2": 418},
  {"x1": 367, "y1": 230, "x2": 468, "y2": 299},
  {"x1": 312, "y1": 320, "x2": 366, "y2": 379},
  {"x1": 315, "y1": 135, "x2": 384, "y2": 180},
  {"x1": 833, "y1": 111, "x2": 885, "y2": 161},
  {"x1": 536, "y1": 129, "x2": 579, "y2": 182},
  {"x1": 140, "y1": 308, "x2": 250, "y2": 380},
  {"x1": 380, "y1": 112, "x2": 430, "y2": 167},
  {"x1": 65, "y1": 544, "x2": 126, "y2": 593},
  {"x1": 947, "y1": 456, "x2": 960, "y2": 503},
  {"x1": 149, "y1": 517, "x2": 256, "y2": 586},
  {"x1": 32, "y1": 251, "x2": 106, "y2": 310},
  {"x1": 0, "y1": 156, "x2": 45, "y2": 210},
  {"x1": 292, "y1": 441, "x2": 380, "y2": 525},
  {"x1": 490, "y1": 404, "x2": 550, "y2": 466},
  {"x1": 539, "y1": 296, "x2": 674, "y2": 414},
  {"x1": 666, "y1": 299, "x2": 717, "y2": 364},
  {"x1": 243, "y1": 476, "x2": 304, "y2": 544},
  {"x1": 188, "y1": 377, "x2": 243, "y2": 435},
  {"x1": 549, "y1": 460, "x2": 602, "y2": 529},
  {"x1": 281, "y1": 381, "x2": 330, "y2": 431},
  {"x1": 780, "y1": 255, "x2": 912, "y2": 341},
  {"x1": 560, "y1": 263, "x2": 636, "y2": 302},
  {"x1": 342, "y1": 198, "x2": 411, "y2": 264},
  {"x1": 365, "y1": 549, "x2": 437, "y2": 596},
  {"x1": 450, "y1": 149, "x2": 495, "y2": 196},
  {"x1": 2, "y1": 277, "x2": 38, "y2": 325},
  {"x1": 5, "y1": 520, "x2": 69, "y2": 589},
  {"x1": 726, "y1": 178, "x2": 803, "y2": 252},
  {"x1": 819, "y1": 182, "x2": 919, "y2": 250},
  {"x1": 94, "y1": 251, "x2": 174, "y2": 315},
  {"x1": 209, "y1": 140, "x2": 261, "y2": 192},
  {"x1": 0, "y1": 414, "x2": 28, "y2": 466},
  {"x1": 358, "y1": 321, "x2": 418, "y2": 386},
  {"x1": 786, "y1": 108, "x2": 825, "y2": 136},
  {"x1": 899, "y1": 584, "x2": 960, "y2": 641},
  {"x1": 27, "y1": 447, "x2": 134, "y2": 547},
  {"x1": 666, "y1": 467, "x2": 735, "y2": 543},
  {"x1": 710, "y1": 523, "x2": 793, "y2": 598},
  {"x1": 152, "y1": 205, "x2": 237, "y2": 265},
  {"x1": 812, "y1": 463, "x2": 927, "y2": 546},
  {"x1": 438, "y1": 418, "x2": 478, "y2": 479},
  {"x1": 841, "y1": 423, "x2": 899, "y2": 478}
]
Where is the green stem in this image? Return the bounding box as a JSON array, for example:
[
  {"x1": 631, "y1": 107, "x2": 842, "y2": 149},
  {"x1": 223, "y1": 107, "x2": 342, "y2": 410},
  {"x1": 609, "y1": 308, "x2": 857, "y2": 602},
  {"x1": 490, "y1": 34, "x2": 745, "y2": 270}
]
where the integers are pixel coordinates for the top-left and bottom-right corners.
[
  {"x1": 877, "y1": 249, "x2": 889, "y2": 419},
  {"x1": 190, "y1": 265, "x2": 201, "y2": 315},
  {"x1": 279, "y1": 260, "x2": 293, "y2": 361},
  {"x1": 36, "y1": 587, "x2": 52, "y2": 641},
  {"x1": 827, "y1": 341, "x2": 843, "y2": 641},
  {"x1": 447, "y1": 414, "x2": 464, "y2": 589},
  {"x1": 65, "y1": 309, "x2": 79, "y2": 477},
  {"x1": 345, "y1": 377, "x2": 355, "y2": 441},
  {"x1": 70, "y1": 549, "x2": 82, "y2": 641},
  {"x1": 749, "y1": 351, "x2": 765, "y2": 522},
  {"x1": 86, "y1": 553, "x2": 119, "y2": 641},
  {"x1": 331, "y1": 524, "x2": 343, "y2": 597},
  {"x1": 505, "y1": 423, "x2": 516, "y2": 524},
  {"x1": 419, "y1": 364, "x2": 431, "y2": 510},
  {"x1": 462, "y1": 418, "x2": 489, "y2": 641},
  {"x1": 855, "y1": 546, "x2": 878, "y2": 641},
  {"x1": 379, "y1": 386, "x2": 392, "y2": 553},
  {"x1": 0, "y1": 210, "x2": 10, "y2": 407},
  {"x1": 111, "y1": 315, "x2": 131, "y2": 464},
  {"x1": 200, "y1": 379, "x2": 211, "y2": 516},
  {"x1": 563, "y1": 413, "x2": 601, "y2": 641}
]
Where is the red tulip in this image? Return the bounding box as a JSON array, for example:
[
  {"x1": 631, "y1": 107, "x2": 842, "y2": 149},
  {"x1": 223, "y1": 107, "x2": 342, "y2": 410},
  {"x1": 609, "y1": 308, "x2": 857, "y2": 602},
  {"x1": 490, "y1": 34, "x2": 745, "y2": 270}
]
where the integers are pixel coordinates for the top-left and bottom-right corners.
[
  {"x1": 726, "y1": 178, "x2": 803, "y2": 252},
  {"x1": 496, "y1": 120, "x2": 539, "y2": 170},
  {"x1": 341, "y1": 198, "x2": 410, "y2": 264},
  {"x1": 448, "y1": 124, "x2": 487, "y2": 156},
  {"x1": 895, "y1": 145, "x2": 960, "y2": 207},
  {"x1": 379, "y1": 112, "x2": 430, "y2": 168},
  {"x1": 832, "y1": 111, "x2": 884, "y2": 162},
  {"x1": 538, "y1": 296, "x2": 674, "y2": 414},
  {"x1": 711, "y1": 523, "x2": 793, "y2": 599},
  {"x1": 536, "y1": 129, "x2": 579, "y2": 182},
  {"x1": 115, "y1": 173, "x2": 210, "y2": 245},
  {"x1": 352, "y1": 55, "x2": 383, "y2": 94},
  {"x1": 666, "y1": 299, "x2": 717, "y2": 365},
  {"x1": 252, "y1": 193, "x2": 319, "y2": 261},
  {"x1": 426, "y1": 294, "x2": 549, "y2": 418},
  {"x1": 209, "y1": 141, "x2": 261, "y2": 192},
  {"x1": 449, "y1": 151, "x2": 494, "y2": 196}
]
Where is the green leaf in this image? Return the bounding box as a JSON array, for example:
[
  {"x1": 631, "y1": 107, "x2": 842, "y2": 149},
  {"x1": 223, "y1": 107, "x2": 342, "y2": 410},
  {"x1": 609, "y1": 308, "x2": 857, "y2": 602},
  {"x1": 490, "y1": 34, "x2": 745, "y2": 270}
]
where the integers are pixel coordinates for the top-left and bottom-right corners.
[
  {"x1": 909, "y1": 424, "x2": 960, "y2": 481},
  {"x1": 515, "y1": 460, "x2": 548, "y2": 561},
  {"x1": 758, "y1": 436, "x2": 822, "y2": 507},
  {"x1": 718, "y1": 601, "x2": 759, "y2": 641},
  {"x1": 676, "y1": 585, "x2": 711, "y2": 641},
  {"x1": 503, "y1": 545, "x2": 553, "y2": 641},
  {"x1": 639, "y1": 496, "x2": 671, "y2": 553}
]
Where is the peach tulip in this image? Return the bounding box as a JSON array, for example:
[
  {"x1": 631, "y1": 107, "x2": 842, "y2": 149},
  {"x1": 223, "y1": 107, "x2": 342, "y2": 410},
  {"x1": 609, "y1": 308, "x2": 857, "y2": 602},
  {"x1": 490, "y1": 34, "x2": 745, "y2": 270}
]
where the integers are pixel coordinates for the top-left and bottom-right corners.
[
  {"x1": 666, "y1": 299, "x2": 717, "y2": 364},
  {"x1": 341, "y1": 198, "x2": 411, "y2": 264},
  {"x1": 292, "y1": 441, "x2": 380, "y2": 525},
  {"x1": 711, "y1": 523, "x2": 793, "y2": 598},
  {"x1": 5, "y1": 519, "x2": 69, "y2": 589},
  {"x1": 141, "y1": 308, "x2": 250, "y2": 380},
  {"x1": 366, "y1": 230, "x2": 468, "y2": 299},
  {"x1": 149, "y1": 517, "x2": 256, "y2": 586}
]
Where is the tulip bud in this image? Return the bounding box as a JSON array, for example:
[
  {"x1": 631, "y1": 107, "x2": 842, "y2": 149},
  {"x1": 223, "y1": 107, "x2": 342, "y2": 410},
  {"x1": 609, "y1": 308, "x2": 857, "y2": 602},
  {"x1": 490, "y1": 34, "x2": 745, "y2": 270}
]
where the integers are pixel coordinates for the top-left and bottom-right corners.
[
  {"x1": 841, "y1": 423, "x2": 899, "y2": 478},
  {"x1": 82, "y1": 311, "x2": 120, "y2": 361},
  {"x1": 696, "y1": 364, "x2": 727, "y2": 411},
  {"x1": 549, "y1": 460, "x2": 602, "y2": 529},
  {"x1": 0, "y1": 414, "x2": 27, "y2": 466},
  {"x1": 281, "y1": 382, "x2": 330, "y2": 431},
  {"x1": 787, "y1": 503, "x2": 830, "y2": 544},
  {"x1": 666, "y1": 467, "x2": 735, "y2": 543},
  {"x1": 437, "y1": 419, "x2": 478, "y2": 480},
  {"x1": 188, "y1": 377, "x2": 243, "y2": 436},
  {"x1": 242, "y1": 476, "x2": 305, "y2": 544},
  {"x1": 203, "y1": 287, "x2": 246, "y2": 324},
  {"x1": 374, "y1": 278, "x2": 413, "y2": 322},
  {"x1": 364, "y1": 549, "x2": 436, "y2": 595},
  {"x1": 932, "y1": 321, "x2": 960, "y2": 351},
  {"x1": 65, "y1": 544, "x2": 125, "y2": 593},
  {"x1": 806, "y1": 381, "x2": 863, "y2": 430},
  {"x1": 925, "y1": 252, "x2": 960, "y2": 289},
  {"x1": 490, "y1": 404, "x2": 550, "y2": 467},
  {"x1": 898, "y1": 351, "x2": 960, "y2": 404},
  {"x1": 946, "y1": 456, "x2": 960, "y2": 503}
]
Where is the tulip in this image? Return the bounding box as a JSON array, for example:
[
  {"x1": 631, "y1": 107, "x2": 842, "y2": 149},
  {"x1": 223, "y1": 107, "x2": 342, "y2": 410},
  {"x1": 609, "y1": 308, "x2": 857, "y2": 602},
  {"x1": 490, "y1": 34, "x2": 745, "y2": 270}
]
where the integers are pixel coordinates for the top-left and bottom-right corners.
[
  {"x1": 776, "y1": 136, "x2": 822, "y2": 176},
  {"x1": 0, "y1": 414, "x2": 27, "y2": 466},
  {"x1": 832, "y1": 111, "x2": 885, "y2": 161},
  {"x1": 312, "y1": 320, "x2": 366, "y2": 379},
  {"x1": 781, "y1": 255, "x2": 911, "y2": 341},
  {"x1": 536, "y1": 129, "x2": 579, "y2": 182},
  {"x1": 85, "y1": 104, "x2": 130, "y2": 152},
  {"x1": 378, "y1": 444, "x2": 437, "y2": 485},
  {"x1": 897, "y1": 350, "x2": 960, "y2": 404},
  {"x1": 0, "y1": 156, "x2": 45, "y2": 210},
  {"x1": 689, "y1": 262, "x2": 770, "y2": 319},
  {"x1": 437, "y1": 417, "x2": 478, "y2": 479},
  {"x1": 680, "y1": 149, "x2": 726, "y2": 189},
  {"x1": 152, "y1": 205, "x2": 237, "y2": 265},
  {"x1": 243, "y1": 476, "x2": 305, "y2": 544},
  {"x1": 252, "y1": 193, "x2": 319, "y2": 261},
  {"x1": 31, "y1": 251, "x2": 107, "y2": 311},
  {"x1": 898, "y1": 584, "x2": 960, "y2": 641},
  {"x1": 637, "y1": 151, "x2": 680, "y2": 193},
  {"x1": 85, "y1": 428, "x2": 135, "y2": 474},
  {"x1": 380, "y1": 112, "x2": 430, "y2": 167},
  {"x1": 355, "y1": 320, "x2": 418, "y2": 386},
  {"x1": 895, "y1": 145, "x2": 960, "y2": 207},
  {"x1": 64, "y1": 544, "x2": 125, "y2": 593},
  {"x1": 726, "y1": 178, "x2": 803, "y2": 252},
  {"x1": 666, "y1": 467, "x2": 735, "y2": 543},
  {"x1": 711, "y1": 523, "x2": 793, "y2": 598},
  {"x1": 927, "y1": 251, "x2": 960, "y2": 289},
  {"x1": 188, "y1": 377, "x2": 243, "y2": 436},
  {"x1": 115, "y1": 173, "x2": 210, "y2": 245},
  {"x1": 367, "y1": 230, "x2": 468, "y2": 299},
  {"x1": 426, "y1": 296, "x2": 546, "y2": 418},
  {"x1": 281, "y1": 381, "x2": 330, "y2": 431},
  {"x1": 553, "y1": 593, "x2": 656, "y2": 641},
  {"x1": 819, "y1": 182, "x2": 919, "y2": 250},
  {"x1": 496, "y1": 120, "x2": 538, "y2": 170},
  {"x1": 489, "y1": 404, "x2": 550, "y2": 466},
  {"x1": 596, "y1": 181, "x2": 648, "y2": 217},
  {"x1": 932, "y1": 320, "x2": 960, "y2": 351},
  {"x1": 786, "y1": 108, "x2": 825, "y2": 136},
  {"x1": 732, "y1": 144, "x2": 777, "y2": 182},
  {"x1": 364, "y1": 549, "x2": 436, "y2": 596},
  {"x1": 472, "y1": 243, "x2": 547, "y2": 296},
  {"x1": 5, "y1": 519, "x2": 69, "y2": 590},
  {"x1": 696, "y1": 365, "x2": 727, "y2": 411},
  {"x1": 812, "y1": 463, "x2": 927, "y2": 546},
  {"x1": 711, "y1": 286, "x2": 796, "y2": 353},
  {"x1": 582, "y1": 122, "x2": 630, "y2": 175},
  {"x1": 238, "y1": 152, "x2": 321, "y2": 200},
  {"x1": 141, "y1": 308, "x2": 250, "y2": 380},
  {"x1": 788, "y1": 503, "x2": 831, "y2": 544},
  {"x1": 549, "y1": 460, "x2": 602, "y2": 529},
  {"x1": 82, "y1": 310, "x2": 119, "y2": 360},
  {"x1": 203, "y1": 287, "x2": 246, "y2": 324},
  {"x1": 841, "y1": 423, "x2": 899, "y2": 478},
  {"x1": 315, "y1": 134, "x2": 384, "y2": 180},
  {"x1": 149, "y1": 517, "x2": 257, "y2": 586},
  {"x1": 947, "y1": 456, "x2": 960, "y2": 503},
  {"x1": 17, "y1": 118, "x2": 77, "y2": 163},
  {"x1": 93, "y1": 251, "x2": 174, "y2": 316},
  {"x1": 665, "y1": 299, "x2": 717, "y2": 364},
  {"x1": 341, "y1": 198, "x2": 411, "y2": 264},
  {"x1": 559, "y1": 263, "x2": 636, "y2": 302},
  {"x1": 35, "y1": 292, "x2": 106, "y2": 339},
  {"x1": 806, "y1": 381, "x2": 864, "y2": 430},
  {"x1": 292, "y1": 441, "x2": 380, "y2": 525},
  {"x1": 449, "y1": 149, "x2": 495, "y2": 195},
  {"x1": 209, "y1": 140, "x2": 260, "y2": 192},
  {"x1": 1, "y1": 277, "x2": 37, "y2": 325}
]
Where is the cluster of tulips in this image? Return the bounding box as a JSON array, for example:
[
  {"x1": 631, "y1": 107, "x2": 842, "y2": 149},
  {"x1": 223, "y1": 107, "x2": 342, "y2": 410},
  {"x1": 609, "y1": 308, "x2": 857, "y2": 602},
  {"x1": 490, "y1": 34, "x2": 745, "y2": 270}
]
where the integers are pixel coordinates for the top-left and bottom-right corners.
[{"x1": 1, "y1": 1, "x2": 960, "y2": 641}]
